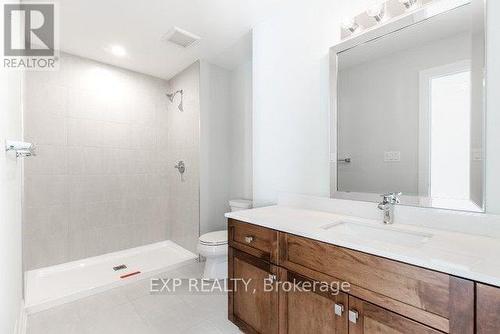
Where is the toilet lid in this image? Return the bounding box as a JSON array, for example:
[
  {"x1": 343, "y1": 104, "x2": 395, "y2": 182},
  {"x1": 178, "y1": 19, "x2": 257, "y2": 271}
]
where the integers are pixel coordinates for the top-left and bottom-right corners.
[{"x1": 199, "y1": 230, "x2": 228, "y2": 246}]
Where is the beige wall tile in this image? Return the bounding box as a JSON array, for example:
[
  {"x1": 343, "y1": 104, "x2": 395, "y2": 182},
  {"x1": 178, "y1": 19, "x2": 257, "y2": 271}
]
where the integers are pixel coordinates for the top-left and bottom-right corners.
[
  {"x1": 24, "y1": 81, "x2": 68, "y2": 117},
  {"x1": 24, "y1": 112, "x2": 67, "y2": 146},
  {"x1": 25, "y1": 175, "x2": 69, "y2": 208},
  {"x1": 167, "y1": 62, "x2": 201, "y2": 253},
  {"x1": 23, "y1": 205, "x2": 69, "y2": 239},
  {"x1": 24, "y1": 145, "x2": 68, "y2": 176},
  {"x1": 23, "y1": 234, "x2": 69, "y2": 269},
  {"x1": 23, "y1": 53, "x2": 200, "y2": 270}
]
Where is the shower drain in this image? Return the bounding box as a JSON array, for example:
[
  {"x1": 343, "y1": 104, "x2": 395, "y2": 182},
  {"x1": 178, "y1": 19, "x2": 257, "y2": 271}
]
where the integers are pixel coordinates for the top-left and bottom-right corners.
[{"x1": 113, "y1": 264, "x2": 127, "y2": 271}]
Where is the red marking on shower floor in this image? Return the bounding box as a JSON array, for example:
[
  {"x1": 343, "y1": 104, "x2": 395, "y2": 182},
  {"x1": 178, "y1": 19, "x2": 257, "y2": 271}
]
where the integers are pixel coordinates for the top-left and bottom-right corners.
[{"x1": 120, "y1": 271, "x2": 141, "y2": 279}]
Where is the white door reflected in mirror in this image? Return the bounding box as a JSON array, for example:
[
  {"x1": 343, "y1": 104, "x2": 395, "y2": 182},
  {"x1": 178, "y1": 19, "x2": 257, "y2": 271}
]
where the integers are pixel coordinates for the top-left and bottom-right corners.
[{"x1": 425, "y1": 67, "x2": 479, "y2": 211}]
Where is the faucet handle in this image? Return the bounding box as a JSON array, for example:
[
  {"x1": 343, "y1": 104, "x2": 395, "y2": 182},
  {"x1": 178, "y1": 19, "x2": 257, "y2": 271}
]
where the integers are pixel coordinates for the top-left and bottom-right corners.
[{"x1": 381, "y1": 192, "x2": 401, "y2": 204}]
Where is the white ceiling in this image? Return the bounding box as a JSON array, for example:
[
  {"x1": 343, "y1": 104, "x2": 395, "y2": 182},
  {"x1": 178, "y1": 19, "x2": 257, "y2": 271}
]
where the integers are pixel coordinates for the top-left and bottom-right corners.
[{"x1": 35, "y1": 0, "x2": 288, "y2": 79}]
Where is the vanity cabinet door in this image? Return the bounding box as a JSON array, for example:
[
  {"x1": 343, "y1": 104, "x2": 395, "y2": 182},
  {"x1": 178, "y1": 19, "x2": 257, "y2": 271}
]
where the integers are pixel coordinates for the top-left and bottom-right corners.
[
  {"x1": 347, "y1": 296, "x2": 442, "y2": 334},
  {"x1": 229, "y1": 247, "x2": 279, "y2": 334},
  {"x1": 477, "y1": 283, "x2": 500, "y2": 334},
  {"x1": 279, "y1": 270, "x2": 348, "y2": 334}
]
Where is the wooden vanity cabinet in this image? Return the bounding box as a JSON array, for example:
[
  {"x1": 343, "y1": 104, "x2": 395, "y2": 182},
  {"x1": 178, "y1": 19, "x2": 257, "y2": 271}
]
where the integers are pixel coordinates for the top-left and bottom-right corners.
[
  {"x1": 228, "y1": 219, "x2": 480, "y2": 334},
  {"x1": 279, "y1": 233, "x2": 474, "y2": 333}
]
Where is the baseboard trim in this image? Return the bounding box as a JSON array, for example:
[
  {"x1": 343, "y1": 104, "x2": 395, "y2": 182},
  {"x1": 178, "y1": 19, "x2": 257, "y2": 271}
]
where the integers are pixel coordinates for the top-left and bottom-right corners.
[{"x1": 15, "y1": 299, "x2": 27, "y2": 334}]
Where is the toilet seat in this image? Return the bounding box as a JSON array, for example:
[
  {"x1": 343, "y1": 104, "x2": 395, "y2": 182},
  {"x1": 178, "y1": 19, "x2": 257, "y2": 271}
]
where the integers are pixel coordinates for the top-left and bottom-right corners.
[{"x1": 199, "y1": 230, "x2": 227, "y2": 246}]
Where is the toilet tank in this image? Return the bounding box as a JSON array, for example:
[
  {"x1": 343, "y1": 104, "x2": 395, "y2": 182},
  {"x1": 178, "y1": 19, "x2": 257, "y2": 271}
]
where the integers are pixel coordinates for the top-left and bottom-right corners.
[{"x1": 229, "y1": 199, "x2": 253, "y2": 212}]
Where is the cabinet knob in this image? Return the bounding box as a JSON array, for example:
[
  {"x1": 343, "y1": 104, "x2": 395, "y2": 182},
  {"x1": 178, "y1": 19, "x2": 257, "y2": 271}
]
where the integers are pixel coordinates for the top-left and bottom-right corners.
[
  {"x1": 348, "y1": 309, "x2": 359, "y2": 324},
  {"x1": 334, "y1": 303, "x2": 345, "y2": 316},
  {"x1": 244, "y1": 236, "x2": 254, "y2": 244}
]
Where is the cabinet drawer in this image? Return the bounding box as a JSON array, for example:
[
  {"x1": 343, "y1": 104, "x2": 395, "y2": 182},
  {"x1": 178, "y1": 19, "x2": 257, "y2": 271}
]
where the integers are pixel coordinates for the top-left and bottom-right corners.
[
  {"x1": 279, "y1": 233, "x2": 474, "y2": 333},
  {"x1": 228, "y1": 219, "x2": 278, "y2": 262}
]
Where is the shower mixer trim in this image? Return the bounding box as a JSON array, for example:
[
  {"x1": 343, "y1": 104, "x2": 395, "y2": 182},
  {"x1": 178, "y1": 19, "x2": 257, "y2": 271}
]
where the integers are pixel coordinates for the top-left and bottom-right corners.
[{"x1": 174, "y1": 160, "x2": 186, "y2": 174}]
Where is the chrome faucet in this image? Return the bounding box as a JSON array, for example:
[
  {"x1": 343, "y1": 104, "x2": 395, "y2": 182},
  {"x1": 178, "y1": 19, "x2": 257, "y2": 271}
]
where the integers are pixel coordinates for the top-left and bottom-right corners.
[{"x1": 378, "y1": 192, "x2": 401, "y2": 224}]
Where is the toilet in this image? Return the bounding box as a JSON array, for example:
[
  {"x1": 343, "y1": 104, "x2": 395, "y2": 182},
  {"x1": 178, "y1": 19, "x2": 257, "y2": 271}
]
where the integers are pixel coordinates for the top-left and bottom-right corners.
[{"x1": 198, "y1": 199, "x2": 252, "y2": 280}]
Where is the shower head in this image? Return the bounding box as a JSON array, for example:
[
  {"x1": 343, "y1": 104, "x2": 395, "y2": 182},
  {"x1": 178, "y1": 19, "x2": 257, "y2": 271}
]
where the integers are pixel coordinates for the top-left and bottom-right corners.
[
  {"x1": 166, "y1": 89, "x2": 183, "y2": 102},
  {"x1": 166, "y1": 90, "x2": 184, "y2": 111}
]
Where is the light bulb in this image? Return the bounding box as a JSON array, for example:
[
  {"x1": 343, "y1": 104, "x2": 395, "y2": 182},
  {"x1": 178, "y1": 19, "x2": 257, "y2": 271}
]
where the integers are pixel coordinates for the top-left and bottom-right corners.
[
  {"x1": 399, "y1": 0, "x2": 419, "y2": 10},
  {"x1": 366, "y1": 3, "x2": 386, "y2": 22},
  {"x1": 341, "y1": 18, "x2": 360, "y2": 33}
]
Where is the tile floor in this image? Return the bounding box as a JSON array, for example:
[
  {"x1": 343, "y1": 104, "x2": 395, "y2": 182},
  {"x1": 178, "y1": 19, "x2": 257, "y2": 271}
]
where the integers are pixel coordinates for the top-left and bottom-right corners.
[{"x1": 26, "y1": 261, "x2": 242, "y2": 334}]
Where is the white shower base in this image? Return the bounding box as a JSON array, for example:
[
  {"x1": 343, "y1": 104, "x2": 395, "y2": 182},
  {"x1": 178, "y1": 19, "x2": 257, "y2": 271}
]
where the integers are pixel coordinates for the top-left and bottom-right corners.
[{"x1": 25, "y1": 240, "x2": 197, "y2": 314}]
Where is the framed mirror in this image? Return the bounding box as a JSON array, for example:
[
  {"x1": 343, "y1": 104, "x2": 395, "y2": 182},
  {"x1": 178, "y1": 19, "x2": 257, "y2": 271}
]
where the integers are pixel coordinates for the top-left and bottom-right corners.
[{"x1": 330, "y1": 0, "x2": 486, "y2": 212}]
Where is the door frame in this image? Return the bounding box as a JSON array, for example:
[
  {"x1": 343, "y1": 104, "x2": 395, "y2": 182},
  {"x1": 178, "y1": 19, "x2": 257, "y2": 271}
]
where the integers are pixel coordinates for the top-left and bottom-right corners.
[{"x1": 418, "y1": 59, "x2": 471, "y2": 199}]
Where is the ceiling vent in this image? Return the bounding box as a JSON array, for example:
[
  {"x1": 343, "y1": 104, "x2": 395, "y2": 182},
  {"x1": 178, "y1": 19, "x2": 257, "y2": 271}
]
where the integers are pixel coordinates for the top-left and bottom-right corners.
[{"x1": 163, "y1": 27, "x2": 200, "y2": 48}]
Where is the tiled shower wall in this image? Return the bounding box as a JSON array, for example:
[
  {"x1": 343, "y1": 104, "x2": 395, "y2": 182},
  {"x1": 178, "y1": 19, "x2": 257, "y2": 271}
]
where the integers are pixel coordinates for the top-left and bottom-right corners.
[
  {"x1": 23, "y1": 53, "x2": 171, "y2": 270},
  {"x1": 167, "y1": 62, "x2": 200, "y2": 253}
]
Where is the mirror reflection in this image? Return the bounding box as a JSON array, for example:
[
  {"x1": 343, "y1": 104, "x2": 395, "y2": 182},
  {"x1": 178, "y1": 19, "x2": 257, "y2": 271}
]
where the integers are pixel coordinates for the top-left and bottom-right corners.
[{"x1": 334, "y1": 1, "x2": 485, "y2": 212}]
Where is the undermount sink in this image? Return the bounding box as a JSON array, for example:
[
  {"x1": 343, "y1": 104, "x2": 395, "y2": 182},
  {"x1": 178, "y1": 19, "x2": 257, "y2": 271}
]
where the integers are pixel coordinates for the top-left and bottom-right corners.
[{"x1": 320, "y1": 221, "x2": 433, "y2": 247}]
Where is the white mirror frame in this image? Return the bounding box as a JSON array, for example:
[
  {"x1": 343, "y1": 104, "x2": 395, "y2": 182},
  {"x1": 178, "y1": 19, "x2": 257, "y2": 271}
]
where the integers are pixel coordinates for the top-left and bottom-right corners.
[{"x1": 329, "y1": 0, "x2": 487, "y2": 212}]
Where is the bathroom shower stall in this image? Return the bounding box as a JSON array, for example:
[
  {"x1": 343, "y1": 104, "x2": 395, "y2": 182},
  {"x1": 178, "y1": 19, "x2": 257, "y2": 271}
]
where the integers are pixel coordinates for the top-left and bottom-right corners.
[
  {"x1": 22, "y1": 54, "x2": 202, "y2": 312},
  {"x1": 21, "y1": 37, "x2": 253, "y2": 313}
]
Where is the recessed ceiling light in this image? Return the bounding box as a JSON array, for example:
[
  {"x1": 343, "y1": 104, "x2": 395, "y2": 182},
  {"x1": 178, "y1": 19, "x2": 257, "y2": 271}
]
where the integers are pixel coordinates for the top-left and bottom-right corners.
[{"x1": 110, "y1": 45, "x2": 126, "y2": 57}]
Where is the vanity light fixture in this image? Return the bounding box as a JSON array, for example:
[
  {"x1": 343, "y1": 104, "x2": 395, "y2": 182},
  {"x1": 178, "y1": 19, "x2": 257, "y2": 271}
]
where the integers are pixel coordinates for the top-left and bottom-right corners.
[
  {"x1": 398, "y1": 0, "x2": 419, "y2": 10},
  {"x1": 341, "y1": 18, "x2": 360, "y2": 34},
  {"x1": 366, "y1": 3, "x2": 386, "y2": 22}
]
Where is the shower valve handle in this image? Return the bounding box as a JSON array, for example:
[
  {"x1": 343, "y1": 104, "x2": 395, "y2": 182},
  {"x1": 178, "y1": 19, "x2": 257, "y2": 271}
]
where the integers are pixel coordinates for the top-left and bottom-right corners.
[{"x1": 174, "y1": 161, "x2": 186, "y2": 174}]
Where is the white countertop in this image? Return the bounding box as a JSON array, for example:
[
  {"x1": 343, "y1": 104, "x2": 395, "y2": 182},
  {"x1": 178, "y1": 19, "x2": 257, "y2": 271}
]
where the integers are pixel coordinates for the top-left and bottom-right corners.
[{"x1": 226, "y1": 205, "x2": 500, "y2": 286}]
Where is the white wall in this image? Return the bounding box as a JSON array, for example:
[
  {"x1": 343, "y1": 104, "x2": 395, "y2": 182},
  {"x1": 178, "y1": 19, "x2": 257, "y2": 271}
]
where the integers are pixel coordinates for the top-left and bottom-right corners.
[
  {"x1": 252, "y1": 0, "x2": 369, "y2": 206},
  {"x1": 0, "y1": 18, "x2": 23, "y2": 334},
  {"x1": 0, "y1": 72, "x2": 23, "y2": 334},
  {"x1": 229, "y1": 60, "x2": 253, "y2": 200},
  {"x1": 199, "y1": 47, "x2": 253, "y2": 234},
  {"x1": 0, "y1": 0, "x2": 23, "y2": 330},
  {"x1": 200, "y1": 62, "x2": 232, "y2": 234},
  {"x1": 486, "y1": 0, "x2": 500, "y2": 214}
]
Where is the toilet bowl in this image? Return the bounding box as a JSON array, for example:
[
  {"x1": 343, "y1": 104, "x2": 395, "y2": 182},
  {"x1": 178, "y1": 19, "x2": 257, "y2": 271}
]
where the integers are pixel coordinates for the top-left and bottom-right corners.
[
  {"x1": 198, "y1": 199, "x2": 252, "y2": 280},
  {"x1": 198, "y1": 231, "x2": 228, "y2": 280}
]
